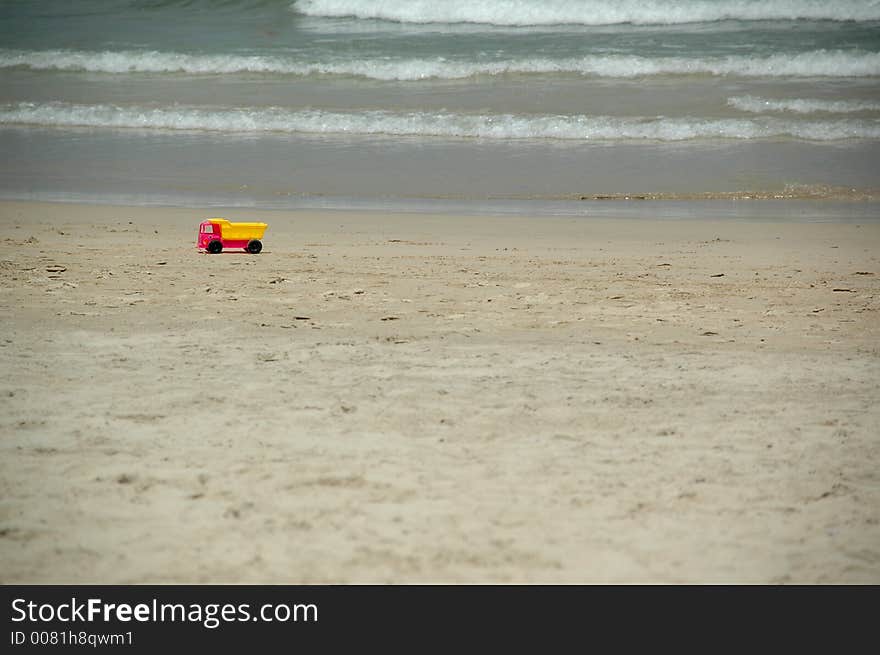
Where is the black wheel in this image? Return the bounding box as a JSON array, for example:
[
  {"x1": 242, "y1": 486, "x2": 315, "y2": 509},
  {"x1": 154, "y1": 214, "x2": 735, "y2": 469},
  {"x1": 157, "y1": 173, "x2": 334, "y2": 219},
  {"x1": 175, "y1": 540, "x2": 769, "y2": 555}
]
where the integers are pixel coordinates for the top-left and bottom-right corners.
[
  {"x1": 246, "y1": 239, "x2": 263, "y2": 254},
  {"x1": 207, "y1": 240, "x2": 223, "y2": 254}
]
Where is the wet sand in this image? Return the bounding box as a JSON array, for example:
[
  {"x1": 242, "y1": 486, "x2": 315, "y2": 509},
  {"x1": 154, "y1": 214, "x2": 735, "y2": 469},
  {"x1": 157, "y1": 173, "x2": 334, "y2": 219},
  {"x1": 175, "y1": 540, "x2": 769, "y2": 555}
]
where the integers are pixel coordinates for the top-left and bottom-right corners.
[{"x1": 1, "y1": 200, "x2": 878, "y2": 583}]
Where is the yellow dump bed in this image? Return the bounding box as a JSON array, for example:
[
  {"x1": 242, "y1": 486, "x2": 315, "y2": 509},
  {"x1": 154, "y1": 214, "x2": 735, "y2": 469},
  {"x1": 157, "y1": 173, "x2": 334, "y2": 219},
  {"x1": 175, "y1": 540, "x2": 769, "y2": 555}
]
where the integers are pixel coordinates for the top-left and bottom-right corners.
[{"x1": 210, "y1": 218, "x2": 267, "y2": 240}]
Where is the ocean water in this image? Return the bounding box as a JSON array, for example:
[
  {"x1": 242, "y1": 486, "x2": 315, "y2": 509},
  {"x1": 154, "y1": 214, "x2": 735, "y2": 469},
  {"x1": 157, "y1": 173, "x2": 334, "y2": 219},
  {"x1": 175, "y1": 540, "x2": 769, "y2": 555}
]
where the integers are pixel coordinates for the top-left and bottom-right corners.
[{"x1": 1, "y1": 0, "x2": 879, "y2": 216}]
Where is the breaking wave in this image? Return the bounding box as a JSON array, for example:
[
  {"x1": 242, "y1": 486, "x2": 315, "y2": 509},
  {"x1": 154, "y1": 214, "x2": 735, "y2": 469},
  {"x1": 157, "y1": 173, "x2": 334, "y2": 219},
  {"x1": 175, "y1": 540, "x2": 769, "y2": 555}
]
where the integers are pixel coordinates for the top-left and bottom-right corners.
[
  {"x1": 3, "y1": 102, "x2": 879, "y2": 141},
  {"x1": 2, "y1": 48, "x2": 879, "y2": 80},
  {"x1": 291, "y1": 0, "x2": 880, "y2": 26}
]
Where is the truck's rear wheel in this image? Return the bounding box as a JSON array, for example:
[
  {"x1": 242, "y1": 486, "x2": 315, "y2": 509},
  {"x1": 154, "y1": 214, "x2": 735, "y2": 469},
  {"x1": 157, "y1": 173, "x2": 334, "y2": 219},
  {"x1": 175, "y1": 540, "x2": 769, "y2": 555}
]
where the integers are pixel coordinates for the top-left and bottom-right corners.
[
  {"x1": 246, "y1": 239, "x2": 262, "y2": 254},
  {"x1": 207, "y1": 240, "x2": 223, "y2": 254}
]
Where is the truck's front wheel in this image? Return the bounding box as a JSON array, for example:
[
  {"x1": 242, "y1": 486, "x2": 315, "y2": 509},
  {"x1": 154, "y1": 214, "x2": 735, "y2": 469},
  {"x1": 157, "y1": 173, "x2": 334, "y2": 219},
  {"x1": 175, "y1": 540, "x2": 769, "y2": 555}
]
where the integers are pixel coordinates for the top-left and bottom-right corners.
[{"x1": 207, "y1": 240, "x2": 223, "y2": 254}]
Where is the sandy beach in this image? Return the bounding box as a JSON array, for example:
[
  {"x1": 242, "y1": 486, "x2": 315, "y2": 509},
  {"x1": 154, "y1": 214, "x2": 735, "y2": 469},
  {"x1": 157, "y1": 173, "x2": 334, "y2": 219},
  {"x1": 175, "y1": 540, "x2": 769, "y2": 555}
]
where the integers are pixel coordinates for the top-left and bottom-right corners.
[{"x1": 0, "y1": 200, "x2": 878, "y2": 583}]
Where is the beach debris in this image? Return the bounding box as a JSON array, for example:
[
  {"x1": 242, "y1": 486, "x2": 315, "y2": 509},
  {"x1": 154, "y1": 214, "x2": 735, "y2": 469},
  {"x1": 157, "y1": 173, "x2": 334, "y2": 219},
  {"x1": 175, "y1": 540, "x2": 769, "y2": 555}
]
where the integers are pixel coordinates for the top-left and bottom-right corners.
[
  {"x1": 811, "y1": 482, "x2": 850, "y2": 502},
  {"x1": 155, "y1": 261, "x2": 167, "y2": 265},
  {"x1": 582, "y1": 194, "x2": 649, "y2": 200},
  {"x1": 701, "y1": 331, "x2": 719, "y2": 336},
  {"x1": 293, "y1": 316, "x2": 311, "y2": 321},
  {"x1": 116, "y1": 473, "x2": 135, "y2": 485},
  {"x1": 609, "y1": 295, "x2": 624, "y2": 300},
  {"x1": 45, "y1": 265, "x2": 66, "y2": 273},
  {"x1": 710, "y1": 273, "x2": 725, "y2": 277},
  {"x1": 657, "y1": 262, "x2": 671, "y2": 267},
  {"x1": 269, "y1": 277, "x2": 286, "y2": 284},
  {"x1": 353, "y1": 288, "x2": 365, "y2": 295},
  {"x1": 853, "y1": 271, "x2": 874, "y2": 276},
  {"x1": 811, "y1": 308, "x2": 825, "y2": 313},
  {"x1": 832, "y1": 288, "x2": 855, "y2": 292},
  {"x1": 381, "y1": 315, "x2": 400, "y2": 321}
]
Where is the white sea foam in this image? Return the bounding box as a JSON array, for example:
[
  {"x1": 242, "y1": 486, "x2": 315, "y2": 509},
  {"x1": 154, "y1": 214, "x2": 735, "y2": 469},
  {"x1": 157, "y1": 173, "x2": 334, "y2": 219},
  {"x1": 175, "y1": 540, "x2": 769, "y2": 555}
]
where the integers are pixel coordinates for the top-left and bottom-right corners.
[
  {"x1": 291, "y1": 0, "x2": 880, "y2": 26},
  {"x1": 0, "y1": 49, "x2": 294, "y2": 75},
  {"x1": 728, "y1": 95, "x2": 880, "y2": 114},
  {"x1": 2, "y1": 48, "x2": 879, "y2": 79},
  {"x1": 2, "y1": 102, "x2": 879, "y2": 142}
]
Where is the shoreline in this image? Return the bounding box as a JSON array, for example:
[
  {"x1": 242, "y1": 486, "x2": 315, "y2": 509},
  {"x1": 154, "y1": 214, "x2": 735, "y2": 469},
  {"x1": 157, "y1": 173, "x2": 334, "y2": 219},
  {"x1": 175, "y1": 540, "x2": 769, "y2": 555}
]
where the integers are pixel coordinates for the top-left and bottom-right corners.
[
  {"x1": 2, "y1": 191, "x2": 879, "y2": 224},
  {"x1": 1, "y1": 200, "x2": 878, "y2": 583},
  {"x1": 4, "y1": 127, "x2": 879, "y2": 213}
]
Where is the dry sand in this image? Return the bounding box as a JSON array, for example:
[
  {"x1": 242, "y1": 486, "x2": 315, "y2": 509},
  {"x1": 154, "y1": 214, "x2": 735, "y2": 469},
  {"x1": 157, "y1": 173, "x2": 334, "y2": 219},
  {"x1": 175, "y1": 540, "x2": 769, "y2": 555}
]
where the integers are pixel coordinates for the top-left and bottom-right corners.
[{"x1": 0, "y1": 200, "x2": 878, "y2": 583}]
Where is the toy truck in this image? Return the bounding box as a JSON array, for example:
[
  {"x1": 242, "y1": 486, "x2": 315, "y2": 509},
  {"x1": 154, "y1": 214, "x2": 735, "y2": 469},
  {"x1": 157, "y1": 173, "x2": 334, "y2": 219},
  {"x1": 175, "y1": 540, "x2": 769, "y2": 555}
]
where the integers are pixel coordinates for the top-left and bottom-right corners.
[{"x1": 197, "y1": 218, "x2": 268, "y2": 254}]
